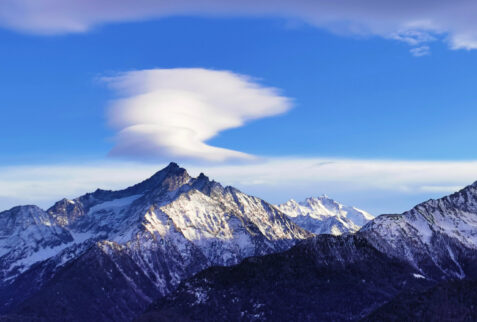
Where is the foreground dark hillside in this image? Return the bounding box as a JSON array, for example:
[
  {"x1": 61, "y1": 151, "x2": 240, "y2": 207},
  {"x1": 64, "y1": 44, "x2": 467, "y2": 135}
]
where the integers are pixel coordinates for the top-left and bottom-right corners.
[{"x1": 139, "y1": 235, "x2": 432, "y2": 321}]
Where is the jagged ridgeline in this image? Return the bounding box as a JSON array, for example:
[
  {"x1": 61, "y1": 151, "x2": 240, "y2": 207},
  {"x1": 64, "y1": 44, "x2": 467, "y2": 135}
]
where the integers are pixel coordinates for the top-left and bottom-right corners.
[
  {"x1": 2, "y1": 163, "x2": 477, "y2": 321},
  {"x1": 0, "y1": 163, "x2": 311, "y2": 321},
  {"x1": 140, "y1": 180, "x2": 477, "y2": 321}
]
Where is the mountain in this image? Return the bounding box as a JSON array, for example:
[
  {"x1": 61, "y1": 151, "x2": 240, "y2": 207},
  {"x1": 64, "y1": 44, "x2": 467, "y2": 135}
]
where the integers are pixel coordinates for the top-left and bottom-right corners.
[
  {"x1": 276, "y1": 196, "x2": 374, "y2": 235},
  {"x1": 5, "y1": 164, "x2": 477, "y2": 321},
  {"x1": 0, "y1": 162, "x2": 311, "y2": 321},
  {"x1": 142, "y1": 181, "x2": 477, "y2": 320}
]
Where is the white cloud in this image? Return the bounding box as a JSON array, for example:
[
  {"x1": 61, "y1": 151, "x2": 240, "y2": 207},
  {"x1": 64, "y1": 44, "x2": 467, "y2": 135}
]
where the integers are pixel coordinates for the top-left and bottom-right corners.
[
  {"x1": 1, "y1": 158, "x2": 477, "y2": 214},
  {"x1": 410, "y1": 45, "x2": 430, "y2": 57},
  {"x1": 0, "y1": 162, "x2": 156, "y2": 209},
  {"x1": 390, "y1": 30, "x2": 436, "y2": 46},
  {"x1": 2, "y1": 1, "x2": 477, "y2": 51},
  {"x1": 102, "y1": 68, "x2": 291, "y2": 162}
]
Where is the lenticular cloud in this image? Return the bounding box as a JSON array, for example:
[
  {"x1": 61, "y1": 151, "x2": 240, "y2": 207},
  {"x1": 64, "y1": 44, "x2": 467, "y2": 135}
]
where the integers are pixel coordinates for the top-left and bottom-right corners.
[{"x1": 103, "y1": 68, "x2": 291, "y2": 162}]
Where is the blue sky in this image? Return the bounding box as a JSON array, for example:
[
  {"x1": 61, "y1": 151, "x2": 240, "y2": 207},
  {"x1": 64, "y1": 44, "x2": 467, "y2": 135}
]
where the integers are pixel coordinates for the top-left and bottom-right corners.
[
  {"x1": 2, "y1": 2, "x2": 477, "y2": 214},
  {"x1": 2, "y1": 17, "x2": 477, "y2": 162}
]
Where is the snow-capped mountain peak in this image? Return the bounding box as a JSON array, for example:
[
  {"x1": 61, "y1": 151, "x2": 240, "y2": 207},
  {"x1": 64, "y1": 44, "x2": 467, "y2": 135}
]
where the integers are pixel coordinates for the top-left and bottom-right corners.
[
  {"x1": 0, "y1": 163, "x2": 310, "y2": 317},
  {"x1": 276, "y1": 196, "x2": 373, "y2": 235},
  {"x1": 5, "y1": 165, "x2": 477, "y2": 320}
]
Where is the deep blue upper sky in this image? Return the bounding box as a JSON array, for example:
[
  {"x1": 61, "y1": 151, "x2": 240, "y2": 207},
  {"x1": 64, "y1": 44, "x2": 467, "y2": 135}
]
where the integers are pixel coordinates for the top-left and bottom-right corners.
[{"x1": 2, "y1": 16, "x2": 477, "y2": 165}]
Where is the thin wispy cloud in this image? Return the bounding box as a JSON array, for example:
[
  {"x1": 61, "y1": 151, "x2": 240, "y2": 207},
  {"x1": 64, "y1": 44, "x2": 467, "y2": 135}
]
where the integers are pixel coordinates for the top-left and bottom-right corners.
[
  {"x1": 2, "y1": 1, "x2": 477, "y2": 52},
  {"x1": 103, "y1": 68, "x2": 291, "y2": 162},
  {"x1": 410, "y1": 45, "x2": 430, "y2": 57}
]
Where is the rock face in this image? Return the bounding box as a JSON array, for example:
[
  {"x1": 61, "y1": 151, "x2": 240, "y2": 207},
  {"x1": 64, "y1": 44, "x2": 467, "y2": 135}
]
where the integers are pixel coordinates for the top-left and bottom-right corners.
[
  {"x1": 0, "y1": 205, "x2": 73, "y2": 286},
  {"x1": 0, "y1": 163, "x2": 310, "y2": 321},
  {"x1": 361, "y1": 181, "x2": 477, "y2": 279},
  {"x1": 276, "y1": 196, "x2": 374, "y2": 235},
  {"x1": 142, "y1": 181, "x2": 477, "y2": 321}
]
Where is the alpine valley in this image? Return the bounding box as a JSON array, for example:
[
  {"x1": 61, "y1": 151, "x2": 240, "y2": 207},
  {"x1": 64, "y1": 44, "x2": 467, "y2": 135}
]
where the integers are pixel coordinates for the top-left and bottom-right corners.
[{"x1": 1, "y1": 163, "x2": 477, "y2": 321}]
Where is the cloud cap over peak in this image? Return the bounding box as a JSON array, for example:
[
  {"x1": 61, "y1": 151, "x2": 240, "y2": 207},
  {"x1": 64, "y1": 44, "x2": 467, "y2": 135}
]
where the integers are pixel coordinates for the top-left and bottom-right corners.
[{"x1": 103, "y1": 68, "x2": 291, "y2": 162}]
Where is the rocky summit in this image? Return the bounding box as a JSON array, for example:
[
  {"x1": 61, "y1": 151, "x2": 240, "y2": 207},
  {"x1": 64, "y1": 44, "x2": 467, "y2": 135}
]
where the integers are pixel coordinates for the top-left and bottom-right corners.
[{"x1": 0, "y1": 163, "x2": 310, "y2": 321}]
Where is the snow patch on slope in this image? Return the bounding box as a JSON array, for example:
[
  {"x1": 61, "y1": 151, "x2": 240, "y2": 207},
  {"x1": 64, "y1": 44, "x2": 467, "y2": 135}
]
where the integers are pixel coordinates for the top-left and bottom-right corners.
[{"x1": 87, "y1": 194, "x2": 143, "y2": 215}]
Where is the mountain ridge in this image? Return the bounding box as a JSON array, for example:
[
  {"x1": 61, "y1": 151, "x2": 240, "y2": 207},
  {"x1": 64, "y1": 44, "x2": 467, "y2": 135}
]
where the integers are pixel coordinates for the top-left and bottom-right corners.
[
  {"x1": 0, "y1": 162, "x2": 311, "y2": 320},
  {"x1": 4, "y1": 163, "x2": 477, "y2": 320},
  {"x1": 141, "y1": 178, "x2": 477, "y2": 321}
]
